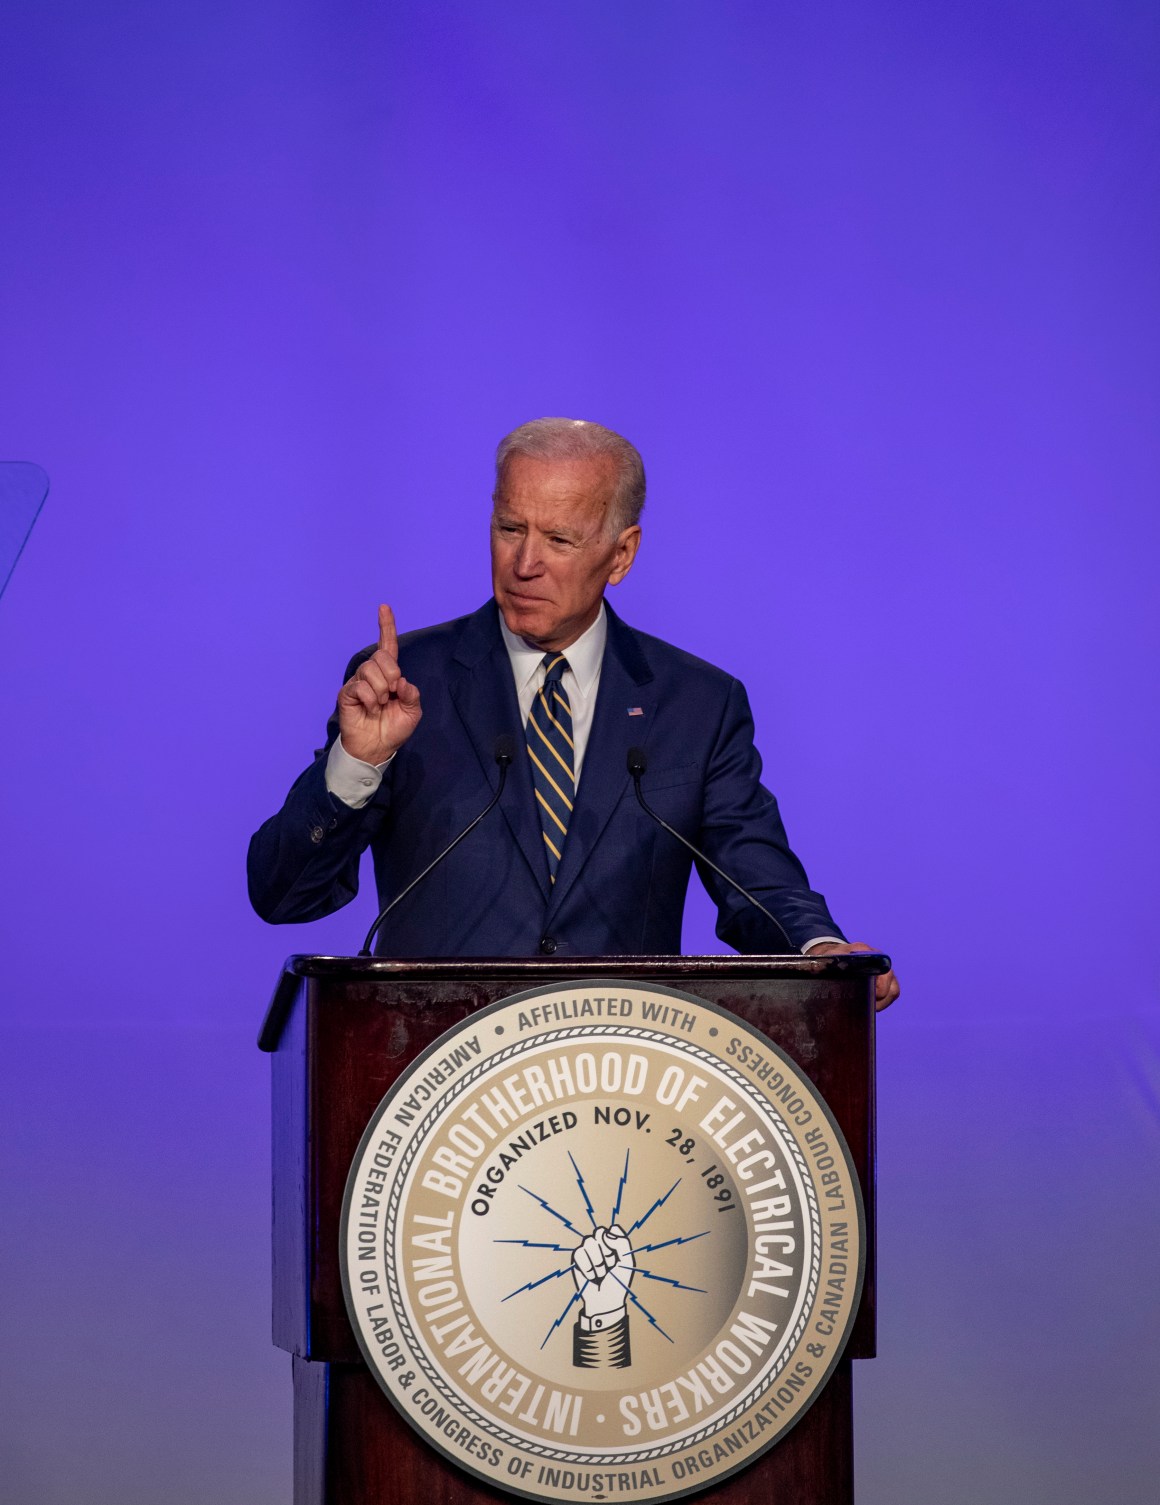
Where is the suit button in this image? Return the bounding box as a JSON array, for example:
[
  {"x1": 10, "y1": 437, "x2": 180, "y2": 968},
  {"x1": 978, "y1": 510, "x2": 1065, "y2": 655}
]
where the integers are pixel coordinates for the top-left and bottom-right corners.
[
  {"x1": 309, "y1": 825, "x2": 325, "y2": 844},
  {"x1": 539, "y1": 937, "x2": 557, "y2": 955}
]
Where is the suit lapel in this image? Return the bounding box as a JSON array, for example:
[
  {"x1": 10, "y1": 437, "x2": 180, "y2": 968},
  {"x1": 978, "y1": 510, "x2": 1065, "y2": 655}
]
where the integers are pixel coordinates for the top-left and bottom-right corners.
[
  {"x1": 547, "y1": 604, "x2": 655, "y2": 918},
  {"x1": 449, "y1": 603, "x2": 550, "y2": 898}
]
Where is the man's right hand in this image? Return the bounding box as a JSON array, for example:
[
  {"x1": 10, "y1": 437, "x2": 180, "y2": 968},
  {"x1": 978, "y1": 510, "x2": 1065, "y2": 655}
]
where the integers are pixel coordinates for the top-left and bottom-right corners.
[{"x1": 336, "y1": 604, "x2": 422, "y2": 764}]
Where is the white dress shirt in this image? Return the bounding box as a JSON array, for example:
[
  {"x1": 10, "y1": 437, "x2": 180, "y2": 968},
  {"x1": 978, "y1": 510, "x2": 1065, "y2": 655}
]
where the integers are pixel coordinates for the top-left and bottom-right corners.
[
  {"x1": 324, "y1": 602, "x2": 838, "y2": 952},
  {"x1": 497, "y1": 603, "x2": 606, "y2": 785}
]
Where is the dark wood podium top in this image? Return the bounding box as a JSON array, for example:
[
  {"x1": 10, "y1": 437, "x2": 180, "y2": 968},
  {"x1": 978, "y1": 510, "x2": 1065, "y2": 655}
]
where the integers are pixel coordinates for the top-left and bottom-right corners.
[{"x1": 258, "y1": 952, "x2": 890, "y2": 1051}]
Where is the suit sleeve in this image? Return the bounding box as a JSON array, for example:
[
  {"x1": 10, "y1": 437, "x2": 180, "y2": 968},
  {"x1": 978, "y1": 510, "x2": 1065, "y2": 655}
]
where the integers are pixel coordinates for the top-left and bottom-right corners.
[
  {"x1": 246, "y1": 648, "x2": 391, "y2": 924},
  {"x1": 695, "y1": 677, "x2": 845, "y2": 953}
]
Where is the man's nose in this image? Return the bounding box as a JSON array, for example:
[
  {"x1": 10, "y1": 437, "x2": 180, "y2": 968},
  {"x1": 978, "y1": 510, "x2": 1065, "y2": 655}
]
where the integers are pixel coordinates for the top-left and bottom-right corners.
[{"x1": 514, "y1": 538, "x2": 544, "y2": 576}]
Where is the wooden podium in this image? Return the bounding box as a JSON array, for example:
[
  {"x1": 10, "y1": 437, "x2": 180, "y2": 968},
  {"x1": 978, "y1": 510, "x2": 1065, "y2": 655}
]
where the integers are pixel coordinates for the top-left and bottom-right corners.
[{"x1": 259, "y1": 953, "x2": 882, "y2": 1505}]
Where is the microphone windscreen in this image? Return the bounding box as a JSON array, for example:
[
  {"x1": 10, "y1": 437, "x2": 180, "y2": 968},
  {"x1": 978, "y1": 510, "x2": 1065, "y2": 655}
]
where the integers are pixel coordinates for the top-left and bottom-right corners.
[
  {"x1": 627, "y1": 745, "x2": 648, "y2": 777},
  {"x1": 493, "y1": 734, "x2": 517, "y2": 766}
]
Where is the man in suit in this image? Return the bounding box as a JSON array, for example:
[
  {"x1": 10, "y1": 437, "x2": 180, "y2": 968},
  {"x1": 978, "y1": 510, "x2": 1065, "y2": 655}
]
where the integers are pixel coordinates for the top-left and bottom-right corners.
[{"x1": 247, "y1": 418, "x2": 899, "y2": 1008}]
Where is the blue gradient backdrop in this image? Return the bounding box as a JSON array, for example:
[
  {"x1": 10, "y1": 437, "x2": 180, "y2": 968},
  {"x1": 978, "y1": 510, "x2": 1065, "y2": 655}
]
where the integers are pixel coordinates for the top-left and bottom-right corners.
[{"x1": 2, "y1": 3, "x2": 1157, "y2": 1501}]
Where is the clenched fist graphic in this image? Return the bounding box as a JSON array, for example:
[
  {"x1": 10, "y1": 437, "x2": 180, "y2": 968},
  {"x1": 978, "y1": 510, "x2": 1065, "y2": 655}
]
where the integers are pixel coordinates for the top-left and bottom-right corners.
[{"x1": 571, "y1": 1225, "x2": 635, "y2": 1368}]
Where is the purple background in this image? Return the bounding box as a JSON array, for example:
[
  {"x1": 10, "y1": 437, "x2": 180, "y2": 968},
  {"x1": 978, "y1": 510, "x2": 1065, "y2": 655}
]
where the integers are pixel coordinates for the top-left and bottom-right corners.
[{"x1": 2, "y1": 2, "x2": 1158, "y2": 1500}]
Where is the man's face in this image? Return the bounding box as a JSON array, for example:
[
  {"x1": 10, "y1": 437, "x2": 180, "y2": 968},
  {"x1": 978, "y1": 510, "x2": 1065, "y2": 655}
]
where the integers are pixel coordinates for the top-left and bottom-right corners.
[{"x1": 490, "y1": 453, "x2": 641, "y2": 651}]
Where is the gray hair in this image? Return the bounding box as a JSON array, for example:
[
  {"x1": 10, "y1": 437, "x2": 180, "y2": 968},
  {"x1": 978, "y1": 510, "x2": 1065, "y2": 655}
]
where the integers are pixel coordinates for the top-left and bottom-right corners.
[{"x1": 493, "y1": 417, "x2": 646, "y2": 534}]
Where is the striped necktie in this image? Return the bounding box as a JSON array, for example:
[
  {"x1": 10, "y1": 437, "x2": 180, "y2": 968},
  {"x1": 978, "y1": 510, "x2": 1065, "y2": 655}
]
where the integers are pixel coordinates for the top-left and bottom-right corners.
[{"x1": 526, "y1": 652, "x2": 575, "y2": 883}]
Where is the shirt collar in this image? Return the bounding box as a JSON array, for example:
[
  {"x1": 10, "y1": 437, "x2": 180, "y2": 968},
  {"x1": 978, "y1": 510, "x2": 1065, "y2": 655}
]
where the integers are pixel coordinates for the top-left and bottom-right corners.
[{"x1": 498, "y1": 601, "x2": 608, "y2": 703}]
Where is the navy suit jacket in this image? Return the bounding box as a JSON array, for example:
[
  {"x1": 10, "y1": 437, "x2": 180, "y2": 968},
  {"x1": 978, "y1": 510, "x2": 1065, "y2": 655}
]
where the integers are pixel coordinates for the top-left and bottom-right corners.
[{"x1": 247, "y1": 600, "x2": 843, "y2": 956}]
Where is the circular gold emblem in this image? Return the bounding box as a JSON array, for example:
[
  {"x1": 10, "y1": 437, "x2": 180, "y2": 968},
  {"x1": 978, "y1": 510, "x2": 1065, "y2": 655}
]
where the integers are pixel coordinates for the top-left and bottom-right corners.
[{"x1": 341, "y1": 982, "x2": 863, "y2": 1502}]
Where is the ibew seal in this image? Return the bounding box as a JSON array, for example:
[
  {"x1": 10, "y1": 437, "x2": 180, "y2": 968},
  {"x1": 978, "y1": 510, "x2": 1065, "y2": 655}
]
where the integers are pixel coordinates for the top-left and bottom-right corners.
[{"x1": 340, "y1": 981, "x2": 864, "y2": 1504}]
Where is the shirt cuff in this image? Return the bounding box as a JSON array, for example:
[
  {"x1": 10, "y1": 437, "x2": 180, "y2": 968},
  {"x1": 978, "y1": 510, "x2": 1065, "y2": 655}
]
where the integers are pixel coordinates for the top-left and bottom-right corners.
[
  {"x1": 802, "y1": 936, "x2": 845, "y2": 955},
  {"x1": 324, "y1": 738, "x2": 393, "y2": 809}
]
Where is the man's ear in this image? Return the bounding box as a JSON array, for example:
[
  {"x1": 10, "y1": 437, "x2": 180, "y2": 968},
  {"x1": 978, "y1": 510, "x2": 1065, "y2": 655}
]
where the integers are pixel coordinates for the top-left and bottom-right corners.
[{"x1": 608, "y1": 526, "x2": 642, "y2": 586}]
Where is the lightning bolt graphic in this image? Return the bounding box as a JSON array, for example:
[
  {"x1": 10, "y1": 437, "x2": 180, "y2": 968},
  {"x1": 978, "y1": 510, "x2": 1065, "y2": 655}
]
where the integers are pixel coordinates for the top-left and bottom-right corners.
[
  {"x1": 634, "y1": 1266, "x2": 706, "y2": 1294},
  {"x1": 540, "y1": 1286, "x2": 584, "y2": 1349},
  {"x1": 633, "y1": 1230, "x2": 710, "y2": 1256},
  {"x1": 568, "y1": 1151, "x2": 598, "y2": 1230},
  {"x1": 609, "y1": 1269, "x2": 673, "y2": 1343},
  {"x1": 502, "y1": 1265, "x2": 573, "y2": 1302},
  {"x1": 625, "y1": 1177, "x2": 681, "y2": 1237},
  {"x1": 493, "y1": 1238, "x2": 571, "y2": 1253},
  {"x1": 610, "y1": 1148, "x2": 630, "y2": 1226},
  {"x1": 512, "y1": 1164, "x2": 701, "y2": 1352},
  {"x1": 518, "y1": 1184, "x2": 585, "y2": 1237}
]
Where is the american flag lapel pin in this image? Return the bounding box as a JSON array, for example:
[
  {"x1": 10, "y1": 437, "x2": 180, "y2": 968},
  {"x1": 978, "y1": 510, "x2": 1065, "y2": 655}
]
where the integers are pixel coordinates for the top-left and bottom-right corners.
[{"x1": 628, "y1": 706, "x2": 644, "y2": 717}]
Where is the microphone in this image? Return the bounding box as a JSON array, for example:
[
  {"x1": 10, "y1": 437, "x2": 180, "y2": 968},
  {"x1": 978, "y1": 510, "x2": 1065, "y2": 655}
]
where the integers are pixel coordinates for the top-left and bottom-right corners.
[
  {"x1": 360, "y1": 735, "x2": 517, "y2": 956},
  {"x1": 626, "y1": 746, "x2": 796, "y2": 953}
]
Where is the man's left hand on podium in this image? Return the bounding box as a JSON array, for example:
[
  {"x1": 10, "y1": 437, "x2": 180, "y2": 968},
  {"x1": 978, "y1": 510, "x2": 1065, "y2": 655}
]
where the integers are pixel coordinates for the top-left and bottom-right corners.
[{"x1": 806, "y1": 941, "x2": 901, "y2": 1011}]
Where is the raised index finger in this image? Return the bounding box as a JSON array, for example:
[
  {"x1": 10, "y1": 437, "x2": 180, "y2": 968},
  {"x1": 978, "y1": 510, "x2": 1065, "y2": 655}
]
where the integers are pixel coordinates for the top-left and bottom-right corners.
[{"x1": 377, "y1": 603, "x2": 399, "y2": 660}]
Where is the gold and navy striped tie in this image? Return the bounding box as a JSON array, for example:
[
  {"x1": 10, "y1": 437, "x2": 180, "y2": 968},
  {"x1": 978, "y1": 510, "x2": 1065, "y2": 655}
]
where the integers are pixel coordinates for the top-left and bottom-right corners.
[{"x1": 526, "y1": 653, "x2": 575, "y2": 883}]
